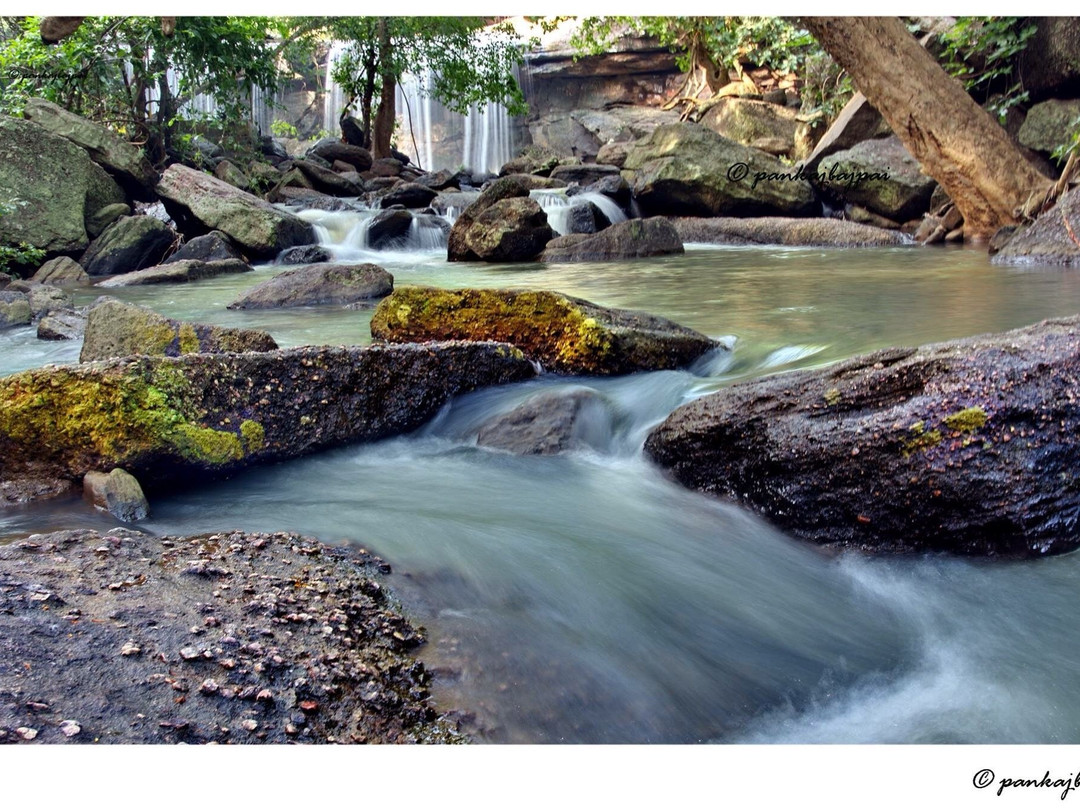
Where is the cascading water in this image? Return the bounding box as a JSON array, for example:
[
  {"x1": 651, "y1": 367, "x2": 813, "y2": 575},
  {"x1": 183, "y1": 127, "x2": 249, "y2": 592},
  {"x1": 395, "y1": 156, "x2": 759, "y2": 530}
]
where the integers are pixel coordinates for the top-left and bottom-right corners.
[{"x1": 530, "y1": 189, "x2": 630, "y2": 236}]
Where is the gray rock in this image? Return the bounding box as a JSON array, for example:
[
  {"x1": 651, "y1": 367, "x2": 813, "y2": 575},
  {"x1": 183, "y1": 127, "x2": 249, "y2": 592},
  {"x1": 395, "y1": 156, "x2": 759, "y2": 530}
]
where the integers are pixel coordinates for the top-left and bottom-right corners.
[
  {"x1": 548, "y1": 163, "x2": 622, "y2": 186},
  {"x1": 37, "y1": 308, "x2": 87, "y2": 341},
  {"x1": 448, "y1": 177, "x2": 554, "y2": 262},
  {"x1": 1018, "y1": 99, "x2": 1080, "y2": 154},
  {"x1": 277, "y1": 245, "x2": 332, "y2": 265},
  {"x1": 541, "y1": 217, "x2": 682, "y2": 262},
  {"x1": 815, "y1": 136, "x2": 935, "y2": 221},
  {"x1": 294, "y1": 159, "x2": 364, "y2": 197},
  {"x1": 378, "y1": 182, "x2": 438, "y2": 209},
  {"x1": 163, "y1": 231, "x2": 245, "y2": 264},
  {"x1": 227, "y1": 263, "x2": 393, "y2": 309},
  {"x1": 85, "y1": 203, "x2": 132, "y2": 239},
  {"x1": 30, "y1": 257, "x2": 89, "y2": 285},
  {"x1": 308, "y1": 139, "x2": 373, "y2": 171},
  {"x1": 213, "y1": 160, "x2": 252, "y2": 192},
  {"x1": 992, "y1": 186, "x2": 1080, "y2": 266},
  {"x1": 700, "y1": 97, "x2": 801, "y2": 157},
  {"x1": 96, "y1": 258, "x2": 252, "y2": 288},
  {"x1": 477, "y1": 389, "x2": 612, "y2": 455},
  {"x1": 564, "y1": 201, "x2": 610, "y2": 235},
  {"x1": 21, "y1": 283, "x2": 71, "y2": 318},
  {"x1": 366, "y1": 209, "x2": 413, "y2": 249},
  {"x1": 670, "y1": 216, "x2": 910, "y2": 247},
  {"x1": 83, "y1": 468, "x2": 149, "y2": 522},
  {"x1": 595, "y1": 142, "x2": 629, "y2": 168},
  {"x1": 79, "y1": 215, "x2": 175, "y2": 276},
  {"x1": 0, "y1": 291, "x2": 31, "y2": 329},
  {"x1": 801, "y1": 92, "x2": 892, "y2": 174}
]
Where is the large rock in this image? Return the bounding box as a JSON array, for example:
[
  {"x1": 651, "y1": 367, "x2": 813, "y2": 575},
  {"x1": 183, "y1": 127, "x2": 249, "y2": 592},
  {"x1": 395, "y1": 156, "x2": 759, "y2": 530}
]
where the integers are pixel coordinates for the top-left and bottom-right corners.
[
  {"x1": 0, "y1": 342, "x2": 535, "y2": 488},
  {"x1": 540, "y1": 217, "x2": 683, "y2": 262},
  {"x1": 700, "y1": 97, "x2": 801, "y2": 158},
  {"x1": 96, "y1": 258, "x2": 252, "y2": 288},
  {"x1": 992, "y1": 185, "x2": 1080, "y2": 266},
  {"x1": 671, "y1": 216, "x2": 910, "y2": 247},
  {"x1": 1018, "y1": 99, "x2": 1080, "y2": 154},
  {"x1": 277, "y1": 244, "x2": 332, "y2": 265},
  {"x1": 447, "y1": 176, "x2": 554, "y2": 262},
  {"x1": 23, "y1": 98, "x2": 157, "y2": 198},
  {"x1": 815, "y1": 136, "x2": 936, "y2": 221},
  {"x1": 227, "y1": 263, "x2": 393, "y2": 310},
  {"x1": 370, "y1": 286, "x2": 718, "y2": 376},
  {"x1": 0, "y1": 291, "x2": 31, "y2": 329},
  {"x1": 30, "y1": 256, "x2": 89, "y2": 285},
  {"x1": 13, "y1": 282, "x2": 72, "y2": 319},
  {"x1": 36, "y1": 308, "x2": 87, "y2": 341},
  {"x1": 308, "y1": 138, "x2": 373, "y2": 171},
  {"x1": 212, "y1": 159, "x2": 252, "y2": 192},
  {"x1": 79, "y1": 215, "x2": 175, "y2": 276},
  {"x1": 476, "y1": 388, "x2": 612, "y2": 455},
  {"x1": 80, "y1": 298, "x2": 277, "y2": 362},
  {"x1": 548, "y1": 163, "x2": 622, "y2": 186},
  {"x1": 83, "y1": 468, "x2": 149, "y2": 522},
  {"x1": 801, "y1": 92, "x2": 892, "y2": 174},
  {"x1": 1019, "y1": 18, "x2": 1080, "y2": 100},
  {"x1": 85, "y1": 203, "x2": 131, "y2": 239},
  {"x1": 621, "y1": 122, "x2": 817, "y2": 217},
  {"x1": 366, "y1": 209, "x2": 414, "y2": 249},
  {"x1": 459, "y1": 197, "x2": 554, "y2": 262},
  {"x1": 644, "y1": 315, "x2": 1080, "y2": 557},
  {"x1": 0, "y1": 117, "x2": 126, "y2": 255},
  {"x1": 294, "y1": 159, "x2": 364, "y2": 197},
  {"x1": 378, "y1": 183, "x2": 438, "y2": 209},
  {"x1": 155, "y1": 164, "x2": 316, "y2": 258},
  {"x1": 162, "y1": 231, "x2": 244, "y2": 264}
]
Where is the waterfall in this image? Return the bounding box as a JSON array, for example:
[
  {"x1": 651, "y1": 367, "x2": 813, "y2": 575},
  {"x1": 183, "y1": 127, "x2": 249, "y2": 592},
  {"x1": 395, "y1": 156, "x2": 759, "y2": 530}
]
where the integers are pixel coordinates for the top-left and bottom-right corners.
[
  {"x1": 530, "y1": 189, "x2": 629, "y2": 236},
  {"x1": 323, "y1": 41, "x2": 349, "y2": 136}
]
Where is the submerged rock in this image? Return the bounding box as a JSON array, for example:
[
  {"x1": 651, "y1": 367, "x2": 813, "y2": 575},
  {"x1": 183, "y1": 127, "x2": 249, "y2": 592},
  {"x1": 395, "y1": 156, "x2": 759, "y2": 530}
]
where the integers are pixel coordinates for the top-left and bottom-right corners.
[
  {"x1": 645, "y1": 315, "x2": 1080, "y2": 557},
  {"x1": 0, "y1": 341, "x2": 534, "y2": 491},
  {"x1": 227, "y1": 263, "x2": 393, "y2": 309},
  {"x1": 79, "y1": 215, "x2": 175, "y2": 276},
  {"x1": 96, "y1": 258, "x2": 252, "y2": 287},
  {"x1": 83, "y1": 467, "x2": 149, "y2": 522},
  {"x1": 370, "y1": 286, "x2": 718, "y2": 376},
  {"x1": 540, "y1": 217, "x2": 683, "y2": 262},
  {"x1": 476, "y1": 388, "x2": 612, "y2": 455},
  {"x1": 992, "y1": 186, "x2": 1080, "y2": 266},
  {"x1": 670, "y1": 216, "x2": 910, "y2": 247},
  {"x1": 80, "y1": 298, "x2": 278, "y2": 362}
]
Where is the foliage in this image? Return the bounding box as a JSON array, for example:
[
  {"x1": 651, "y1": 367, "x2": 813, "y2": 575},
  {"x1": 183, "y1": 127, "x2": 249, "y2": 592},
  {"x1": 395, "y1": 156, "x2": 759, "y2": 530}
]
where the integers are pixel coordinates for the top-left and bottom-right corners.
[
  {"x1": 939, "y1": 16, "x2": 1038, "y2": 122},
  {"x1": 800, "y1": 49, "x2": 854, "y2": 123},
  {"x1": 270, "y1": 119, "x2": 299, "y2": 138},
  {"x1": 0, "y1": 198, "x2": 46, "y2": 279},
  {"x1": 1052, "y1": 115, "x2": 1080, "y2": 165}
]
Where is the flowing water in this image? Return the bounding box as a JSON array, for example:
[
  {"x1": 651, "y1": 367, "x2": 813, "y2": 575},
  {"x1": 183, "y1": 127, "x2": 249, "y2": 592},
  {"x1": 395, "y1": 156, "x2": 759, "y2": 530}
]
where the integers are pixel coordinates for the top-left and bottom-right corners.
[{"x1": 4, "y1": 225, "x2": 1080, "y2": 743}]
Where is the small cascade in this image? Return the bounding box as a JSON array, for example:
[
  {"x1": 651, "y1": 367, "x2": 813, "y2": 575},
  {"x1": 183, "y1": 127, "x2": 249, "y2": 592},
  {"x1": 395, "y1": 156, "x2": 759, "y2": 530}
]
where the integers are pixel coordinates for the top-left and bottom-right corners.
[
  {"x1": 292, "y1": 207, "x2": 450, "y2": 254},
  {"x1": 530, "y1": 189, "x2": 629, "y2": 236}
]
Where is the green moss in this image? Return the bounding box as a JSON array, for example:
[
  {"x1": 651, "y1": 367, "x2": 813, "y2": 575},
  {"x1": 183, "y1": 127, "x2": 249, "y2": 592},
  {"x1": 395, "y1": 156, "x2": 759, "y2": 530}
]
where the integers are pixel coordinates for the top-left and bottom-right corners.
[
  {"x1": 943, "y1": 406, "x2": 988, "y2": 433},
  {"x1": 240, "y1": 419, "x2": 265, "y2": 452},
  {"x1": 823, "y1": 388, "x2": 841, "y2": 406},
  {"x1": 902, "y1": 420, "x2": 942, "y2": 456},
  {"x1": 178, "y1": 322, "x2": 200, "y2": 355},
  {"x1": 167, "y1": 423, "x2": 244, "y2": 464}
]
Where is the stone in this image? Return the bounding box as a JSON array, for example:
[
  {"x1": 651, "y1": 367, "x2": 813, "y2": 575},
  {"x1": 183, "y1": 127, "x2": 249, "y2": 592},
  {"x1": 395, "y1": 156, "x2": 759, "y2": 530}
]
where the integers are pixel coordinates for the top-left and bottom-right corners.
[
  {"x1": 370, "y1": 286, "x2": 718, "y2": 376},
  {"x1": 85, "y1": 203, "x2": 132, "y2": 239},
  {"x1": 564, "y1": 201, "x2": 610, "y2": 235},
  {"x1": 815, "y1": 136, "x2": 936, "y2": 221},
  {"x1": 83, "y1": 468, "x2": 149, "y2": 522},
  {"x1": 213, "y1": 160, "x2": 252, "y2": 192},
  {"x1": 0, "y1": 116, "x2": 125, "y2": 255},
  {"x1": 1018, "y1": 18, "x2": 1080, "y2": 99},
  {"x1": 80, "y1": 298, "x2": 278, "y2": 362},
  {"x1": 294, "y1": 159, "x2": 364, "y2": 197},
  {"x1": 459, "y1": 197, "x2": 554, "y2": 262},
  {"x1": 155, "y1": 164, "x2": 316, "y2": 259},
  {"x1": 476, "y1": 389, "x2": 612, "y2": 455},
  {"x1": 15, "y1": 727, "x2": 37, "y2": 741},
  {"x1": 370, "y1": 158, "x2": 403, "y2": 177},
  {"x1": 30, "y1": 257, "x2": 89, "y2": 285},
  {"x1": 1018, "y1": 99, "x2": 1080, "y2": 154},
  {"x1": 96, "y1": 258, "x2": 251, "y2": 288},
  {"x1": 526, "y1": 115, "x2": 602, "y2": 163},
  {"x1": 584, "y1": 174, "x2": 633, "y2": 212},
  {"x1": 0, "y1": 342, "x2": 535, "y2": 486},
  {"x1": 448, "y1": 176, "x2": 553, "y2": 262},
  {"x1": 414, "y1": 169, "x2": 463, "y2": 191},
  {"x1": 366, "y1": 209, "x2": 414, "y2": 250},
  {"x1": 499, "y1": 145, "x2": 561, "y2": 177},
  {"x1": 378, "y1": 183, "x2": 438, "y2": 209},
  {"x1": 22, "y1": 283, "x2": 71, "y2": 318},
  {"x1": 58, "y1": 720, "x2": 81, "y2": 738},
  {"x1": 645, "y1": 314, "x2": 1080, "y2": 557},
  {"x1": 308, "y1": 138, "x2": 373, "y2": 171},
  {"x1": 22, "y1": 98, "x2": 158, "y2": 198},
  {"x1": 120, "y1": 641, "x2": 141, "y2": 656},
  {"x1": 801, "y1": 92, "x2": 893, "y2": 174},
  {"x1": 548, "y1": 164, "x2": 622, "y2": 186},
  {"x1": 621, "y1": 122, "x2": 817, "y2": 217},
  {"x1": 272, "y1": 187, "x2": 355, "y2": 212},
  {"x1": 595, "y1": 142, "x2": 630, "y2": 168},
  {"x1": 0, "y1": 291, "x2": 31, "y2": 329},
  {"x1": 163, "y1": 231, "x2": 245, "y2": 265},
  {"x1": 992, "y1": 185, "x2": 1080, "y2": 266},
  {"x1": 37, "y1": 308, "x2": 87, "y2": 341},
  {"x1": 79, "y1": 215, "x2": 175, "y2": 276},
  {"x1": 277, "y1": 245, "x2": 332, "y2": 265},
  {"x1": 540, "y1": 217, "x2": 683, "y2": 262},
  {"x1": 670, "y1": 216, "x2": 909, "y2": 247},
  {"x1": 227, "y1": 263, "x2": 393, "y2": 309},
  {"x1": 700, "y1": 97, "x2": 801, "y2": 157}
]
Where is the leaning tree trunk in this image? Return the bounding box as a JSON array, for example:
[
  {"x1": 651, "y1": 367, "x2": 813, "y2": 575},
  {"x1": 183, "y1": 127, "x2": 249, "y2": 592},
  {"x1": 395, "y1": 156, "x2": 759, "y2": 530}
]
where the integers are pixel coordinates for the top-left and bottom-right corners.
[
  {"x1": 371, "y1": 19, "x2": 395, "y2": 160},
  {"x1": 801, "y1": 17, "x2": 1050, "y2": 241}
]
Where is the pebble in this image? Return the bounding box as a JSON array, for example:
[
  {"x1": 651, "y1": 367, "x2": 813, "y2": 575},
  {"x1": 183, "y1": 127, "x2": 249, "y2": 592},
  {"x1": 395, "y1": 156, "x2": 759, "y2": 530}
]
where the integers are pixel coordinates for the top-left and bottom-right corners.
[
  {"x1": 15, "y1": 727, "x2": 38, "y2": 740},
  {"x1": 199, "y1": 678, "x2": 220, "y2": 695},
  {"x1": 241, "y1": 719, "x2": 258, "y2": 732},
  {"x1": 120, "y1": 641, "x2": 141, "y2": 656},
  {"x1": 179, "y1": 646, "x2": 199, "y2": 660},
  {"x1": 59, "y1": 720, "x2": 81, "y2": 737},
  {"x1": 256, "y1": 688, "x2": 274, "y2": 702}
]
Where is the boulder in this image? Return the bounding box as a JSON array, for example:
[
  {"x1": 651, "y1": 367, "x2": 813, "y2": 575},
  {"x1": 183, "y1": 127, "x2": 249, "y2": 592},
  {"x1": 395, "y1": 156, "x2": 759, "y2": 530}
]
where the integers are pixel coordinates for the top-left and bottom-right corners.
[
  {"x1": 494, "y1": 173, "x2": 568, "y2": 191},
  {"x1": 96, "y1": 258, "x2": 252, "y2": 288},
  {"x1": 85, "y1": 203, "x2": 132, "y2": 239},
  {"x1": 272, "y1": 187, "x2": 356, "y2": 212},
  {"x1": 548, "y1": 164, "x2": 622, "y2": 186},
  {"x1": 31, "y1": 256, "x2": 89, "y2": 285},
  {"x1": 1018, "y1": 99, "x2": 1080, "y2": 154},
  {"x1": 499, "y1": 145, "x2": 561, "y2": 177},
  {"x1": 79, "y1": 215, "x2": 175, "y2": 276},
  {"x1": 670, "y1": 216, "x2": 910, "y2": 247},
  {"x1": 564, "y1": 201, "x2": 611, "y2": 235},
  {"x1": 476, "y1": 389, "x2": 612, "y2": 455},
  {"x1": 621, "y1": 122, "x2": 817, "y2": 217},
  {"x1": 213, "y1": 159, "x2": 252, "y2": 192},
  {"x1": 645, "y1": 315, "x2": 1080, "y2": 557},
  {"x1": 308, "y1": 139, "x2": 373, "y2": 171},
  {"x1": 83, "y1": 468, "x2": 150, "y2": 522},
  {"x1": 370, "y1": 286, "x2": 718, "y2": 376},
  {"x1": 294, "y1": 159, "x2": 364, "y2": 197},
  {"x1": 370, "y1": 158, "x2": 404, "y2": 178},
  {"x1": 415, "y1": 169, "x2": 463, "y2": 191},
  {"x1": 801, "y1": 92, "x2": 892, "y2": 174},
  {"x1": 1018, "y1": 18, "x2": 1080, "y2": 100},
  {"x1": 815, "y1": 136, "x2": 936, "y2": 221},
  {"x1": 227, "y1": 263, "x2": 393, "y2": 310},
  {"x1": 366, "y1": 209, "x2": 414, "y2": 249},
  {"x1": 584, "y1": 174, "x2": 633, "y2": 212},
  {"x1": 0, "y1": 291, "x2": 31, "y2": 329},
  {"x1": 163, "y1": 231, "x2": 245, "y2": 264},
  {"x1": 378, "y1": 182, "x2": 438, "y2": 209},
  {"x1": 540, "y1": 217, "x2": 683, "y2": 262},
  {"x1": 448, "y1": 176, "x2": 554, "y2": 262},
  {"x1": 522, "y1": 117, "x2": 601, "y2": 163},
  {"x1": 700, "y1": 97, "x2": 801, "y2": 157},
  {"x1": 155, "y1": 164, "x2": 316, "y2": 258},
  {"x1": 595, "y1": 142, "x2": 630, "y2": 168},
  {"x1": 22, "y1": 98, "x2": 158, "y2": 199},
  {"x1": 80, "y1": 298, "x2": 277, "y2": 362},
  {"x1": 0, "y1": 117, "x2": 126, "y2": 255},
  {"x1": 992, "y1": 185, "x2": 1080, "y2": 266},
  {"x1": 37, "y1": 308, "x2": 87, "y2": 341},
  {"x1": 17, "y1": 282, "x2": 71, "y2": 318},
  {"x1": 277, "y1": 244, "x2": 332, "y2": 265},
  {"x1": 0, "y1": 341, "x2": 535, "y2": 488}
]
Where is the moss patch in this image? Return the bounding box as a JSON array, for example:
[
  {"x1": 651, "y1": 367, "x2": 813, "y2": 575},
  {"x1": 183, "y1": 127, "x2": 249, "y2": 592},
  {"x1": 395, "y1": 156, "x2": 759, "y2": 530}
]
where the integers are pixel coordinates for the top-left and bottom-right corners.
[
  {"x1": 902, "y1": 420, "x2": 942, "y2": 456},
  {"x1": 943, "y1": 406, "x2": 988, "y2": 433},
  {"x1": 240, "y1": 419, "x2": 265, "y2": 453}
]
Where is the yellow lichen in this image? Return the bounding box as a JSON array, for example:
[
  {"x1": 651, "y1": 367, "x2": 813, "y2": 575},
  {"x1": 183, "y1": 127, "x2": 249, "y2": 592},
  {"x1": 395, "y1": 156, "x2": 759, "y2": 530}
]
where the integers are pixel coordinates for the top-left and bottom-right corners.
[
  {"x1": 824, "y1": 388, "x2": 842, "y2": 406},
  {"x1": 178, "y1": 323, "x2": 200, "y2": 355}
]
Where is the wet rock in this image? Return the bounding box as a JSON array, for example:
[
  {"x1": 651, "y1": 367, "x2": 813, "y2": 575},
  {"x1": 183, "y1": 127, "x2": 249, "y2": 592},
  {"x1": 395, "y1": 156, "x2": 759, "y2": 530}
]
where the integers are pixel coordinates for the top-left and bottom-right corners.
[
  {"x1": 156, "y1": 164, "x2": 316, "y2": 258},
  {"x1": 96, "y1": 258, "x2": 252, "y2": 288},
  {"x1": 366, "y1": 209, "x2": 414, "y2": 249},
  {"x1": 371, "y1": 286, "x2": 717, "y2": 376},
  {"x1": 0, "y1": 290, "x2": 31, "y2": 329},
  {"x1": 80, "y1": 298, "x2": 277, "y2": 362},
  {"x1": 79, "y1": 216, "x2": 175, "y2": 276},
  {"x1": 595, "y1": 142, "x2": 629, "y2": 168},
  {"x1": 30, "y1": 257, "x2": 90, "y2": 285},
  {"x1": 992, "y1": 186, "x2": 1080, "y2": 266},
  {"x1": 277, "y1": 245, "x2": 332, "y2": 265},
  {"x1": 163, "y1": 231, "x2": 245, "y2": 265},
  {"x1": 272, "y1": 187, "x2": 356, "y2": 212},
  {"x1": 309, "y1": 139, "x2": 373, "y2": 171},
  {"x1": 645, "y1": 315, "x2": 1080, "y2": 557},
  {"x1": 541, "y1": 217, "x2": 682, "y2": 262},
  {"x1": 379, "y1": 182, "x2": 438, "y2": 209},
  {"x1": 448, "y1": 176, "x2": 554, "y2": 263},
  {"x1": 37, "y1": 308, "x2": 87, "y2": 341},
  {"x1": 10, "y1": 282, "x2": 73, "y2": 318},
  {"x1": 294, "y1": 159, "x2": 364, "y2": 197},
  {"x1": 85, "y1": 203, "x2": 132, "y2": 239},
  {"x1": 815, "y1": 136, "x2": 936, "y2": 222},
  {"x1": 670, "y1": 216, "x2": 910, "y2": 247},
  {"x1": 563, "y1": 201, "x2": 610, "y2": 235},
  {"x1": 476, "y1": 389, "x2": 613, "y2": 455},
  {"x1": 0, "y1": 341, "x2": 535, "y2": 487},
  {"x1": 83, "y1": 468, "x2": 150, "y2": 522},
  {"x1": 227, "y1": 263, "x2": 393, "y2": 309},
  {"x1": 459, "y1": 197, "x2": 554, "y2": 262},
  {"x1": 548, "y1": 163, "x2": 622, "y2": 186},
  {"x1": 1018, "y1": 99, "x2": 1080, "y2": 154}
]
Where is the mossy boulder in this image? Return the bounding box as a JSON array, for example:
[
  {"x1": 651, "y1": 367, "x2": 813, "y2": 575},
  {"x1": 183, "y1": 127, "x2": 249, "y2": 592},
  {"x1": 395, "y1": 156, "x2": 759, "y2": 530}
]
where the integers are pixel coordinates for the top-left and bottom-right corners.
[
  {"x1": 79, "y1": 215, "x2": 175, "y2": 276},
  {"x1": 458, "y1": 197, "x2": 554, "y2": 262},
  {"x1": 227, "y1": 263, "x2": 393, "y2": 309},
  {"x1": 0, "y1": 341, "x2": 535, "y2": 492},
  {"x1": 156, "y1": 164, "x2": 316, "y2": 258},
  {"x1": 1017, "y1": 99, "x2": 1080, "y2": 154},
  {"x1": 699, "y1": 97, "x2": 800, "y2": 158},
  {"x1": 80, "y1": 298, "x2": 278, "y2": 362},
  {"x1": 448, "y1": 175, "x2": 551, "y2": 261},
  {"x1": 645, "y1": 315, "x2": 1080, "y2": 557},
  {"x1": 540, "y1": 217, "x2": 683, "y2": 262},
  {"x1": 370, "y1": 286, "x2": 718, "y2": 376},
  {"x1": 83, "y1": 467, "x2": 149, "y2": 522},
  {"x1": 815, "y1": 136, "x2": 935, "y2": 221},
  {"x1": 97, "y1": 258, "x2": 252, "y2": 288},
  {"x1": 0, "y1": 291, "x2": 32, "y2": 329}
]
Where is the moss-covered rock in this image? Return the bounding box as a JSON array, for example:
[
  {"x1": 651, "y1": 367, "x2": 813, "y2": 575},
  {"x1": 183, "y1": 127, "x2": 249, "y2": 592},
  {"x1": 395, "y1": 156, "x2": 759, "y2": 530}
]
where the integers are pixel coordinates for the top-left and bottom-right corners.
[
  {"x1": 30, "y1": 257, "x2": 90, "y2": 285},
  {"x1": 370, "y1": 286, "x2": 718, "y2": 376},
  {"x1": 460, "y1": 197, "x2": 554, "y2": 262},
  {"x1": 79, "y1": 215, "x2": 175, "y2": 276},
  {"x1": 448, "y1": 175, "x2": 552, "y2": 261},
  {"x1": 79, "y1": 298, "x2": 278, "y2": 362},
  {"x1": 0, "y1": 341, "x2": 535, "y2": 493}
]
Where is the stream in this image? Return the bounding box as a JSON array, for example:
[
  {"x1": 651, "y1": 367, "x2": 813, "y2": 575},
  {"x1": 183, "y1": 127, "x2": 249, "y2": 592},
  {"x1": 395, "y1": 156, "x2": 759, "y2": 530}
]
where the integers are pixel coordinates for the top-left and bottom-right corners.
[{"x1": 4, "y1": 217, "x2": 1080, "y2": 743}]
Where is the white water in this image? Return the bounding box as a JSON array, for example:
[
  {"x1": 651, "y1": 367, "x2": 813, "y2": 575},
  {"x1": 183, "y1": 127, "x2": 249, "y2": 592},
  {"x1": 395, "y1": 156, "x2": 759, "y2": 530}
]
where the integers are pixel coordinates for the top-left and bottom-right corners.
[{"x1": 531, "y1": 189, "x2": 630, "y2": 236}]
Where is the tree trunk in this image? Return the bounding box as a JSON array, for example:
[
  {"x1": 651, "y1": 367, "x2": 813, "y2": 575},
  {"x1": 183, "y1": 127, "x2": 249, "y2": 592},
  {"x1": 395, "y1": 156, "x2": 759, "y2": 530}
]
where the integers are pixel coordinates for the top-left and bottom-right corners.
[
  {"x1": 801, "y1": 16, "x2": 1050, "y2": 241},
  {"x1": 371, "y1": 18, "x2": 395, "y2": 160}
]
